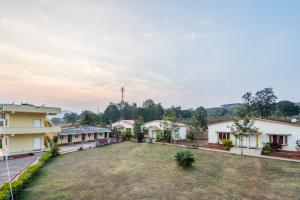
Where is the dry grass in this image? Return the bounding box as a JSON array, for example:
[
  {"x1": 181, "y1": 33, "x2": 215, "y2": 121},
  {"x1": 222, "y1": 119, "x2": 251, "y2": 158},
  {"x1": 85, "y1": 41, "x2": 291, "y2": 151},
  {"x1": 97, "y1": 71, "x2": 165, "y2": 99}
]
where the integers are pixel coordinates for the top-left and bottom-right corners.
[{"x1": 20, "y1": 142, "x2": 300, "y2": 200}]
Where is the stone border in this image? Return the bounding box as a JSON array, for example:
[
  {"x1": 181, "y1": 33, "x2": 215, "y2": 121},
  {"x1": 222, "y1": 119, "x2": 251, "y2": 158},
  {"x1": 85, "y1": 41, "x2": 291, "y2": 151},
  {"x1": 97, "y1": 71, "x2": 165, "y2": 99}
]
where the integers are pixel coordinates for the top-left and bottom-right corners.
[{"x1": 154, "y1": 142, "x2": 300, "y2": 163}]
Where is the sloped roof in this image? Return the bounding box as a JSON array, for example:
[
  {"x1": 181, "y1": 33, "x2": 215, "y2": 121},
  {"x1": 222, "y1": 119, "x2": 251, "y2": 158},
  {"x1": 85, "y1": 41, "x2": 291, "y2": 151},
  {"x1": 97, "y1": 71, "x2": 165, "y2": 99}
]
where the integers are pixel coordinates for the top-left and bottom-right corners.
[{"x1": 208, "y1": 118, "x2": 300, "y2": 128}]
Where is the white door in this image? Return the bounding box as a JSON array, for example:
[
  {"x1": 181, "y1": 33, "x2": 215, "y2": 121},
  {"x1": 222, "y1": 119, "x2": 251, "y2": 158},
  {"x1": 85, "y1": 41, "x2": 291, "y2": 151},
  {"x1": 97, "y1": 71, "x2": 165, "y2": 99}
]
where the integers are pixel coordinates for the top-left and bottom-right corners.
[{"x1": 34, "y1": 138, "x2": 41, "y2": 150}]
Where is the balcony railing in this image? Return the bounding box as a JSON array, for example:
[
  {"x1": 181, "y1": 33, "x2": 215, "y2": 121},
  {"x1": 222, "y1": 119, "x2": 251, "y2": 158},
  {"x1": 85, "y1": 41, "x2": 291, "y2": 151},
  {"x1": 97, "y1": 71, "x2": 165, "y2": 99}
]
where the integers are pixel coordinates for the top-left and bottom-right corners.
[{"x1": 0, "y1": 127, "x2": 61, "y2": 134}]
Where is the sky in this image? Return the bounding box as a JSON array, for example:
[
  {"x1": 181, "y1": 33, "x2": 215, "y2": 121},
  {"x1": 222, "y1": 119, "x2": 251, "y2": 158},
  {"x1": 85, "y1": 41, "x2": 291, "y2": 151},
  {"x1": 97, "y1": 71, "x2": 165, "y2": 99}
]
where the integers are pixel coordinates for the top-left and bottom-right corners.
[{"x1": 0, "y1": 0, "x2": 300, "y2": 112}]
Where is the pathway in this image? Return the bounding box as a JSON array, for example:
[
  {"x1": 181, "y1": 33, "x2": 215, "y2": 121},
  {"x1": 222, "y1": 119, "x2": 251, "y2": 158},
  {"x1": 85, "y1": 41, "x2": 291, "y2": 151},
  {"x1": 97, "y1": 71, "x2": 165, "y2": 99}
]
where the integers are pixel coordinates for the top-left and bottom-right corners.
[{"x1": 0, "y1": 154, "x2": 41, "y2": 186}]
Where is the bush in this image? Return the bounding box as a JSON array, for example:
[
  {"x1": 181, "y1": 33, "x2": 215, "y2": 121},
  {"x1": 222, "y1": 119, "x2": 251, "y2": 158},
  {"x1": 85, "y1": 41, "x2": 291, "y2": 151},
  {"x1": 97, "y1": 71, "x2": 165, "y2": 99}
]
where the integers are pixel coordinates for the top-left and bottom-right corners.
[
  {"x1": 262, "y1": 143, "x2": 272, "y2": 155},
  {"x1": 270, "y1": 143, "x2": 282, "y2": 151},
  {"x1": 51, "y1": 143, "x2": 60, "y2": 157},
  {"x1": 155, "y1": 133, "x2": 162, "y2": 141},
  {"x1": 137, "y1": 132, "x2": 144, "y2": 143},
  {"x1": 124, "y1": 129, "x2": 132, "y2": 140},
  {"x1": 223, "y1": 140, "x2": 232, "y2": 150},
  {"x1": 175, "y1": 151, "x2": 195, "y2": 168},
  {"x1": 187, "y1": 131, "x2": 195, "y2": 141}
]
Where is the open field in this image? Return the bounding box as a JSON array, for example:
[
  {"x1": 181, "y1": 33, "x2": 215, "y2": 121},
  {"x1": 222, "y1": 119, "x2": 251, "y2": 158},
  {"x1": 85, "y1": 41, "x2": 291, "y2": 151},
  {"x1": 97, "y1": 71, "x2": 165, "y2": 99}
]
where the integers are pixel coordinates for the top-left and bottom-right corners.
[{"x1": 21, "y1": 142, "x2": 300, "y2": 200}]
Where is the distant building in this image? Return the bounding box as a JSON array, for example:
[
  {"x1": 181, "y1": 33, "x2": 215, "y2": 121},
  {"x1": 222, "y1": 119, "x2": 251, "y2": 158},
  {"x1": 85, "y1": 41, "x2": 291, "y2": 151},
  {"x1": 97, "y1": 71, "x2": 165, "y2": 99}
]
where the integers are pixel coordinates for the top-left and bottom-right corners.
[
  {"x1": 111, "y1": 120, "x2": 135, "y2": 134},
  {"x1": 0, "y1": 103, "x2": 61, "y2": 159},
  {"x1": 58, "y1": 125, "x2": 111, "y2": 145},
  {"x1": 142, "y1": 120, "x2": 187, "y2": 142}
]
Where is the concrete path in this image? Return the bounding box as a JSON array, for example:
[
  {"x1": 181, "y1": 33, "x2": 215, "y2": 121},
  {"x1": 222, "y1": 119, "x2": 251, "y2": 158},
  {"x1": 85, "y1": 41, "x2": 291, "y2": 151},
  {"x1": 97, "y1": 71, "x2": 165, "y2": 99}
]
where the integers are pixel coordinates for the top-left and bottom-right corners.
[
  {"x1": 0, "y1": 154, "x2": 40, "y2": 186},
  {"x1": 59, "y1": 142, "x2": 96, "y2": 154},
  {"x1": 230, "y1": 147, "x2": 262, "y2": 156}
]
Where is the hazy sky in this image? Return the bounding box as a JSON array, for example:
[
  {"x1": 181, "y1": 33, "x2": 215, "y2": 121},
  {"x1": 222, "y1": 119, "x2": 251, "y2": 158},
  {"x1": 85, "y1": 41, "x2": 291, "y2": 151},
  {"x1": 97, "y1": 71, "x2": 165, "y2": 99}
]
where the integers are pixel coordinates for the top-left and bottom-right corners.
[{"x1": 1, "y1": 0, "x2": 300, "y2": 112}]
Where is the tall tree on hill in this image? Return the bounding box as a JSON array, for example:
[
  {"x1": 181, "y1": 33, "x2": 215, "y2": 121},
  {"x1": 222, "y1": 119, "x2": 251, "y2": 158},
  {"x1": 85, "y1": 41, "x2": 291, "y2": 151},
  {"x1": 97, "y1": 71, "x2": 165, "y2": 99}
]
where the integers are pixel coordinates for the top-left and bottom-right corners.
[
  {"x1": 102, "y1": 103, "x2": 120, "y2": 124},
  {"x1": 242, "y1": 92, "x2": 253, "y2": 114},
  {"x1": 141, "y1": 99, "x2": 164, "y2": 122},
  {"x1": 242, "y1": 88, "x2": 277, "y2": 118},
  {"x1": 79, "y1": 110, "x2": 99, "y2": 126},
  {"x1": 63, "y1": 112, "x2": 79, "y2": 125},
  {"x1": 253, "y1": 88, "x2": 277, "y2": 118},
  {"x1": 275, "y1": 101, "x2": 300, "y2": 117}
]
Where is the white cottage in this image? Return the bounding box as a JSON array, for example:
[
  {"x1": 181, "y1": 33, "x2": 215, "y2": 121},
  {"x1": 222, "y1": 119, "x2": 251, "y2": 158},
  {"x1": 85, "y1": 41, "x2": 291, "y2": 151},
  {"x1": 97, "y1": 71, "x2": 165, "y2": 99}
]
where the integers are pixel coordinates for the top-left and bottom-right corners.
[
  {"x1": 208, "y1": 118, "x2": 300, "y2": 151},
  {"x1": 111, "y1": 120, "x2": 135, "y2": 134},
  {"x1": 142, "y1": 120, "x2": 187, "y2": 141}
]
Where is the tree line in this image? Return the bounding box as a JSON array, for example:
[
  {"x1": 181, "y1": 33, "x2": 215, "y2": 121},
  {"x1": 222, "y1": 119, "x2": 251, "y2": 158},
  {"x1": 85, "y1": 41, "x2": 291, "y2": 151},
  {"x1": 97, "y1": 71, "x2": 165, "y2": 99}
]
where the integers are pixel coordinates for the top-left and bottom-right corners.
[
  {"x1": 55, "y1": 87, "x2": 299, "y2": 129},
  {"x1": 61, "y1": 99, "x2": 198, "y2": 126},
  {"x1": 240, "y1": 87, "x2": 299, "y2": 118}
]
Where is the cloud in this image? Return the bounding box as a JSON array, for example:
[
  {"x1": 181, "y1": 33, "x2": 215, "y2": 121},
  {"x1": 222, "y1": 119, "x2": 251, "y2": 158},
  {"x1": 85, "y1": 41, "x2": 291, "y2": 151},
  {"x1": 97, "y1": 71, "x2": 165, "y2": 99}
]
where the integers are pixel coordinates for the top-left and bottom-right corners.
[
  {"x1": 144, "y1": 32, "x2": 153, "y2": 39},
  {"x1": 183, "y1": 32, "x2": 207, "y2": 40}
]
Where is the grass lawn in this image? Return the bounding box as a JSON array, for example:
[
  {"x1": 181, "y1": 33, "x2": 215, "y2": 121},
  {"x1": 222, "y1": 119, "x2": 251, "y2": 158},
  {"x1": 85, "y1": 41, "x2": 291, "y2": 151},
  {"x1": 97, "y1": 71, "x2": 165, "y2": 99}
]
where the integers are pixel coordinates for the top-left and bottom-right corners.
[{"x1": 21, "y1": 142, "x2": 300, "y2": 200}]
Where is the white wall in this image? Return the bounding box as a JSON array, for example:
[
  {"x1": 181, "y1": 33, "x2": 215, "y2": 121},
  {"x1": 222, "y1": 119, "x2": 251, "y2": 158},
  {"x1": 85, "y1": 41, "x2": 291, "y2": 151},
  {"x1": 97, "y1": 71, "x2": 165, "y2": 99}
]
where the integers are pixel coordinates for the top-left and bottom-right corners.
[
  {"x1": 112, "y1": 121, "x2": 134, "y2": 133},
  {"x1": 208, "y1": 120, "x2": 300, "y2": 151},
  {"x1": 142, "y1": 120, "x2": 187, "y2": 141}
]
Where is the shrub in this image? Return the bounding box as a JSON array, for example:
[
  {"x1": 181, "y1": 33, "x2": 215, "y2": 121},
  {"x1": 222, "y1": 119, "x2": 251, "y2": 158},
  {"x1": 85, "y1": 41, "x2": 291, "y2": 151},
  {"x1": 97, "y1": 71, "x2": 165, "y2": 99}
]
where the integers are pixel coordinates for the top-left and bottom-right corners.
[
  {"x1": 124, "y1": 129, "x2": 132, "y2": 140},
  {"x1": 270, "y1": 143, "x2": 282, "y2": 151},
  {"x1": 175, "y1": 151, "x2": 195, "y2": 168},
  {"x1": 223, "y1": 140, "x2": 232, "y2": 150},
  {"x1": 155, "y1": 133, "x2": 162, "y2": 141},
  {"x1": 51, "y1": 143, "x2": 60, "y2": 157},
  {"x1": 187, "y1": 131, "x2": 195, "y2": 141},
  {"x1": 137, "y1": 132, "x2": 144, "y2": 143},
  {"x1": 39, "y1": 151, "x2": 53, "y2": 163},
  {"x1": 262, "y1": 143, "x2": 272, "y2": 155}
]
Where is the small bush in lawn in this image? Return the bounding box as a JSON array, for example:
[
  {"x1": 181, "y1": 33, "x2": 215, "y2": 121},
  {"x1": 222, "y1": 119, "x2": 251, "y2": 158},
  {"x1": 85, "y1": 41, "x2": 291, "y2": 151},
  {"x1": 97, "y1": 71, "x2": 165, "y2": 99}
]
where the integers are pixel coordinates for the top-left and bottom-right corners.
[
  {"x1": 175, "y1": 151, "x2": 195, "y2": 168},
  {"x1": 223, "y1": 140, "x2": 232, "y2": 150}
]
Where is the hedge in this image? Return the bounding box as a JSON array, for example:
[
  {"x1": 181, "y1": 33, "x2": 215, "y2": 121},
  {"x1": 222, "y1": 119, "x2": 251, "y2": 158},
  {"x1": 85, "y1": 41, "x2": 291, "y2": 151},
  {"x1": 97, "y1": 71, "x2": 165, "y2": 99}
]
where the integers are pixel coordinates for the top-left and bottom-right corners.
[{"x1": 0, "y1": 151, "x2": 53, "y2": 200}]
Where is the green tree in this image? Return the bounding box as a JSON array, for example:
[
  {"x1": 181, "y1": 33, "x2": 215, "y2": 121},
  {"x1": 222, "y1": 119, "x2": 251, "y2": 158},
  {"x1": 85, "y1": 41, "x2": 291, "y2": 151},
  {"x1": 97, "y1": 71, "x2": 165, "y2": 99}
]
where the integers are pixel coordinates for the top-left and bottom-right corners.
[
  {"x1": 229, "y1": 114, "x2": 258, "y2": 155},
  {"x1": 191, "y1": 106, "x2": 208, "y2": 133},
  {"x1": 275, "y1": 101, "x2": 300, "y2": 117},
  {"x1": 63, "y1": 112, "x2": 79, "y2": 125},
  {"x1": 102, "y1": 103, "x2": 120, "y2": 124},
  {"x1": 161, "y1": 110, "x2": 179, "y2": 143},
  {"x1": 252, "y1": 88, "x2": 277, "y2": 118},
  {"x1": 141, "y1": 99, "x2": 164, "y2": 122},
  {"x1": 133, "y1": 116, "x2": 144, "y2": 137},
  {"x1": 79, "y1": 110, "x2": 99, "y2": 126}
]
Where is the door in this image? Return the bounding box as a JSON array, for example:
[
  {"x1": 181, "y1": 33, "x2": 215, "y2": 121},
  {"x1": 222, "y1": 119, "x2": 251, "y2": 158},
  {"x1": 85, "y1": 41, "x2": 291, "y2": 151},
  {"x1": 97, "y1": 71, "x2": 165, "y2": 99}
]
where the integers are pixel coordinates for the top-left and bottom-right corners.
[
  {"x1": 94, "y1": 133, "x2": 98, "y2": 140},
  {"x1": 68, "y1": 135, "x2": 72, "y2": 143},
  {"x1": 82, "y1": 134, "x2": 85, "y2": 142},
  {"x1": 33, "y1": 138, "x2": 41, "y2": 150},
  {"x1": 273, "y1": 135, "x2": 278, "y2": 144},
  {"x1": 105, "y1": 132, "x2": 107, "y2": 138}
]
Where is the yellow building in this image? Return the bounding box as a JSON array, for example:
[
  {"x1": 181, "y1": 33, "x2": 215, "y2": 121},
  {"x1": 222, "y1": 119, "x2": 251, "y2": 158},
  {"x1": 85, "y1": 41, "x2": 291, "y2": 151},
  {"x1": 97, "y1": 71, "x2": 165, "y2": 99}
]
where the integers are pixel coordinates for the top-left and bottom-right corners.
[{"x1": 0, "y1": 103, "x2": 61, "y2": 159}]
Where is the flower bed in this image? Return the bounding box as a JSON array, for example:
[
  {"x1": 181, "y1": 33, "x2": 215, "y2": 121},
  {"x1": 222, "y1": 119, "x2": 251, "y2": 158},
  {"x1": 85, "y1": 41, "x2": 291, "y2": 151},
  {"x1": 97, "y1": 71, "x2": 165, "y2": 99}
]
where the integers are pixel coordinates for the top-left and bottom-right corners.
[
  {"x1": 269, "y1": 151, "x2": 300, "y2": 160},
  {"x1": 199, "y1": 143, "x2": 228, "y2": 151}
]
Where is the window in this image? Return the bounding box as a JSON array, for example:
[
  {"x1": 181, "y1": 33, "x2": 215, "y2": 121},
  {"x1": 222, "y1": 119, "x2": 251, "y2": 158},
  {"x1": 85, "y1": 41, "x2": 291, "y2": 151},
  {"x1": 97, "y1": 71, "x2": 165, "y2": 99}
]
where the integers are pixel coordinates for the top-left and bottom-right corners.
[
  {"x1": 33, "y1": 120, "x2": 41, "y2": 128},
  {"x1": 88, "y1": 133, "x2": 91, "y2": 137},
  {"x1": 59, "y1": 135, "x2": 64, "y2": 140},
  {"x1": 270, "y1": 135, "x2": 288, "y2": 145},
  {"x1": 0, "y1": 139, "x2": 2, "y2": 149},
  {"x1": 74, "y1": 134, "x2": 79, "y2": 138},
  {"x1": 100, "y1": 133, "x2": 103, "y2": 136},
  {"x1": 218, "y1": 132, "x2": 230, "y2": 140}
]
